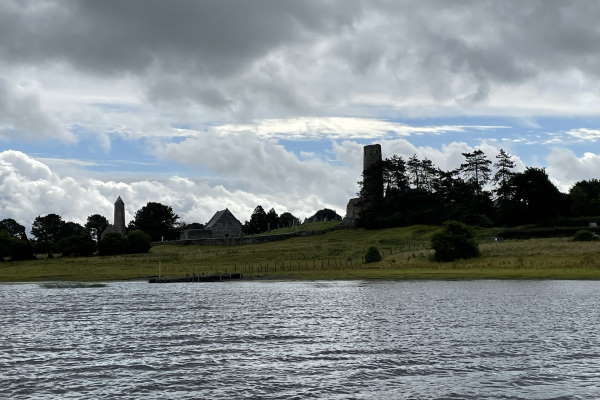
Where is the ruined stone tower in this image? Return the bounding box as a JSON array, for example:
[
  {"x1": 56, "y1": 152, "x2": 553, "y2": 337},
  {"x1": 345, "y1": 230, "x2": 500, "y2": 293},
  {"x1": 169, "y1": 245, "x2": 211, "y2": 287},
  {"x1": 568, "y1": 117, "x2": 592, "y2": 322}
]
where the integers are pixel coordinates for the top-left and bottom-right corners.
[
  {"x1": 363, "y1": 144, "x2": 382, "y2": 174},
  {"x1": 114, "y1": 196, "x2": 125, "y2": 231},
  {"x1": 342, "y1": 144, "x2": 383, "y2": 226},
  {"x1": 361, "y1": 144, "x2": 384, "y2": 205}
]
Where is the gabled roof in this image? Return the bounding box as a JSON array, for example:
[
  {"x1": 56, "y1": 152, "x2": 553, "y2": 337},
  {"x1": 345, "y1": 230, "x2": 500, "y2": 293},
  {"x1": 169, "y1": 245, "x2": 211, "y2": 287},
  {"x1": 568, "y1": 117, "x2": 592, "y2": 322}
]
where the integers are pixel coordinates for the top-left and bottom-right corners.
[{"x1": 205, "y1": 208, "x2": 241, "y2": 229}]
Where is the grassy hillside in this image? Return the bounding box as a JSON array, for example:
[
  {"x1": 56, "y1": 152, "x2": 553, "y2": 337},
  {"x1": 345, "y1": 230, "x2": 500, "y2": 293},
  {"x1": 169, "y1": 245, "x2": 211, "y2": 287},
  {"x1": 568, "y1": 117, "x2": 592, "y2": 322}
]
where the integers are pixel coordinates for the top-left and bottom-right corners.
[{"x1": 2, "y1": 225, "x2": 600, "y2": 281}]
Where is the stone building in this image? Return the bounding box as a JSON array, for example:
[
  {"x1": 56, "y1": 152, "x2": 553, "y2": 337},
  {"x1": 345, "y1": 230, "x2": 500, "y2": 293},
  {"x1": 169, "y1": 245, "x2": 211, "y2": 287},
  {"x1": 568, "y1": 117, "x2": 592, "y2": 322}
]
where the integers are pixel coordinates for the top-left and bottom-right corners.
[
  {"x1": 101, "y1": 196, "x2": 126, "y2": 238},
  {"x1": 342, "y1": 144, "x2": 383, "y2": 226},
  {"x1": 180, "y1": 208, "x2": 243, "y2": 239}
]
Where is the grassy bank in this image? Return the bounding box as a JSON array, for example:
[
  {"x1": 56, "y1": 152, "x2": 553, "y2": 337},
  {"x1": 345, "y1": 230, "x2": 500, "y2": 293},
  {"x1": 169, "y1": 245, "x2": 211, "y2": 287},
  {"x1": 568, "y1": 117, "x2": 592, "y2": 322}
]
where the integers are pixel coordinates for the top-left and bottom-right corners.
[{"x1": 1, "y1": 224, "x2": 600, "y2": 282}]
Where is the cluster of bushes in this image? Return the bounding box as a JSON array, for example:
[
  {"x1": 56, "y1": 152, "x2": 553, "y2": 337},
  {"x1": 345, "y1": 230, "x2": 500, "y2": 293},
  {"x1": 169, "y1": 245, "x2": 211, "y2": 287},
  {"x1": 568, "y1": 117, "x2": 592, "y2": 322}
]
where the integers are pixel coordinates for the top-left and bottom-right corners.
[
  {"x1": 98, "y1": 231, "x2": 152, "y2": 256},
  {"x1": 431, "y1": 221, "x2": 480, "y2": 262},
  {"x1": 573, "y1": 230, "x2": 599, "y2": 242},
  {"x1": 0, "y1": 231, "x2": 35, "y2": 261}
]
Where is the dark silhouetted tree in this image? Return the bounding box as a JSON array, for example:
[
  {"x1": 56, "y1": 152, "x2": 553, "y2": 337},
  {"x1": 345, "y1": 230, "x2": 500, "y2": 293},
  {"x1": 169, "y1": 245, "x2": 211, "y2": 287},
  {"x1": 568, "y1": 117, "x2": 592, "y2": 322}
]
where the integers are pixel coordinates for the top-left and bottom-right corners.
[
  {"x1": 266, "y1": 208, "x2": 279, "y2": 231},
  {"x1": 31, "y1": 214, "x2": 65, "y2": 258},
  {"x1": 569, "y1": 179, "x2": 600, "y2": 217},
  {"x1": 511, "y1": 168, "x2": 563, "y2": 224},
  {"x1": 85, "y1": 214, "x2": 109, "y2": 241},
  {"x1": 130, "y1": 202, "x2": 179, "y2": 241},
  {"x1": 460, "y1": 149, "x2": 492, "y2": 194},
  {"x1": 244, "y1": 206, "x2": 268, "y2": 234},
  {"x1": 0, "y1": 219, "x2": 26, "y2": 240},
  {"x1": 279, "y1": 212, "x2": 300, "y2": 227}
]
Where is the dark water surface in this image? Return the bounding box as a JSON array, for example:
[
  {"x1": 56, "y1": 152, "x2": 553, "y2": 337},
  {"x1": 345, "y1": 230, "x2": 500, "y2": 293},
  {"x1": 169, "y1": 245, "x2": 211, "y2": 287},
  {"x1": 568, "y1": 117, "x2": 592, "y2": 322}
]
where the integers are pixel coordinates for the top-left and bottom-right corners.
[{"x1": 2, "y1": 280, "x2": 600, "y2": 399}]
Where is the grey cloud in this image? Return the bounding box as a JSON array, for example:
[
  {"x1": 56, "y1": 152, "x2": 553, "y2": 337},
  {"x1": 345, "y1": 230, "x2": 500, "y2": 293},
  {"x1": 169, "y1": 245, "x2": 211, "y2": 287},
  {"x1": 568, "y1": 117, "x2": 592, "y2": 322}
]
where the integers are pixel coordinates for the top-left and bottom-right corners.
[
  {"x1": 2, "y1": 0, "x2": 600, "y2": 127},
  {"x1": 0, "y1": 78, "x2": 72, "y2": 141}
]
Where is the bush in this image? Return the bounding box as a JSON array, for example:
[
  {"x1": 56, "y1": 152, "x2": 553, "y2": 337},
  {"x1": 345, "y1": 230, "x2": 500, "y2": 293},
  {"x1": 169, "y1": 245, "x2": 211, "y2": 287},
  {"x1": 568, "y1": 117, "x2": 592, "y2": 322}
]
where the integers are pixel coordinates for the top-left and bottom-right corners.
[
  {"x1": 573, "y1": 230, "x2": 598, "y2": 242},
  {"x1": 127, "y1": 230, "x2": 152, "y2": 253},
  {"x1": 57, "y1": 234, "x2": 96, "y2": 257},
  {"x1": 431, "y1": 221, "x2": 480, "y2": 262},
  {"x1": 10, "y1": 239, "x2": 36, "y2": 261},
  {"x1": 0, "y1": 231, "x2": 35, "y2": 261},
  {"x1": 98, "y1": 233, "x2": 128, "y2": 256},
  {"x1": 364, "y1": 246, "x2": 382, "y2": 263}
]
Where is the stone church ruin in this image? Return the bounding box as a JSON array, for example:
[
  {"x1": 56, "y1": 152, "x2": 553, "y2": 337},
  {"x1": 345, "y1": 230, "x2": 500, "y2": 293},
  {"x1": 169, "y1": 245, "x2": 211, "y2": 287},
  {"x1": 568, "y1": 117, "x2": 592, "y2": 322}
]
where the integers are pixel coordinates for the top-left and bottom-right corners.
[
  {"x1": 342, "y1": 144, "x2": 383, "y2": 226},
  {"x1": 180, "y1": 208, "x2": 243, "y2": 240}
]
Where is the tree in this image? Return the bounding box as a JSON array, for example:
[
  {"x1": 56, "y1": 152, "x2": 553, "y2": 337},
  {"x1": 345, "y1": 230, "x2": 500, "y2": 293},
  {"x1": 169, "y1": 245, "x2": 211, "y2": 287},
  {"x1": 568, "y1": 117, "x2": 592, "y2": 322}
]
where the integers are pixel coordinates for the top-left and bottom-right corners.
[
  {"x1": 266, "y1": 208, "x2": 279, "y2": 231},
  {"x1": 98, "y1": 233, "x2": 128, "y2": 256},
  {"x1": 31, "y1": 214, "x2": 65, "y2": 258},
  {"x1": 245, "y1": 205, "x2": 268, "y2": 234},
  {"x1": 130, "y1": 202, "x2": 179, "y2": 241},
  {"x1": 460, "y1": 149, "x2": 492, "y2": 194},
  {"x1": 511, "y1": 168, "x2": 562, "y2": 224},
  {"x1": 85, "y1": 214, "x2": 109, "y2": 241},
  {"x1": 305, "y1": 209, "x2": 342, "y2": 223},
  {"x1": 493, "y1": 149, "x2": 516, "y2": 200},
  {"x1": 60, "y1": 222, "x2": 87, "y2": 240},
  {"x1": 127, "y1": 230, "x2": 152, "y2": 253},
  {"x1": 407, "y1": 154, "x2": 422, "y2": 189},
  {"x1": 569, "y1": 179, "x2": 600, "y2": 216},
  {"x1": 279, "y1": 212, "x2": 300, "y2": 227},
  {"x1": 431, "y1": 221, "x2": 480, "y2": 262},
  {"x1": 0, "y1": 219, "x2": 26, "y2": 240},
  {"x1": 57, "y1": 234, "x2": 96, "y2": 257}
]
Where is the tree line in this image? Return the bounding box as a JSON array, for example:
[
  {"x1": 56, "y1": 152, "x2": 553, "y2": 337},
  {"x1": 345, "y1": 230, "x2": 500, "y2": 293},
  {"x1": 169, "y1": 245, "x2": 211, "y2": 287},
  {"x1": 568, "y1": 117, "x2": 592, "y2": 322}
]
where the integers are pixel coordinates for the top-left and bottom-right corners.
[
  {"x1": 359, "y1": 148, "x2": 600, "y2": 228},
  {"x1": 0, "y1": 201, "x2": 308, "y2": 261},
  {"x1": 0, "y1": 202, "x2": 180, "y2": 261}
]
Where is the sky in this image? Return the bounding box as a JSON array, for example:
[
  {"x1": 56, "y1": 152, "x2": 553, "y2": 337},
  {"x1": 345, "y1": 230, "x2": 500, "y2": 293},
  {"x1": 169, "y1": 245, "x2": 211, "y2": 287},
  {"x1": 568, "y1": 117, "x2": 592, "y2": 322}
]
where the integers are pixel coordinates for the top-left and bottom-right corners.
[{"x1": 3, "y1": 0, "x2": 600, "y2": 229}]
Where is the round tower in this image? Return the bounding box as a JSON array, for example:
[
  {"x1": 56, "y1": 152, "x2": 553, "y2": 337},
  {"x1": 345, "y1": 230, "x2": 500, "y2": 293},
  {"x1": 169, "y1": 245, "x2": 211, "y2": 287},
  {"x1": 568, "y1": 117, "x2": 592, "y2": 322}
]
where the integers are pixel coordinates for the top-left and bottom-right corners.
[{"x1": 114, "y1": 196, "x2": 125, "y2": 231}]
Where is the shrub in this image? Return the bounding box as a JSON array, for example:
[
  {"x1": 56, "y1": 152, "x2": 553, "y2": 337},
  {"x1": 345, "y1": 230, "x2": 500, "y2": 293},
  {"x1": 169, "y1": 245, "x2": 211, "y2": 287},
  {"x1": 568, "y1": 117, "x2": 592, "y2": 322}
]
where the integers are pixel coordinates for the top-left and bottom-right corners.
[
  {"x1": 57, "y1": 234, "x2": 96, "y2": 257},
  {"x1": 98, "y1": 233, "x2": 128, "y2": 256},
  {"x1": 10, "y1": 239, "x2": 36, "y2": 261},
  {"x1": 0, "y1": 231, "x2": 35, "y2": 261},
  {"x1": 573, "y1": 230, "x2": 597, "y2": 242},
  {"x1": 364, "y1": 246, "x2": 382, "y2": 263},
  {"x1": 127, "y1": 230, "x2": 152, "y2": 253},
  {"x1": 431, "y1": 221, "x2": 480, "y2": 262}
]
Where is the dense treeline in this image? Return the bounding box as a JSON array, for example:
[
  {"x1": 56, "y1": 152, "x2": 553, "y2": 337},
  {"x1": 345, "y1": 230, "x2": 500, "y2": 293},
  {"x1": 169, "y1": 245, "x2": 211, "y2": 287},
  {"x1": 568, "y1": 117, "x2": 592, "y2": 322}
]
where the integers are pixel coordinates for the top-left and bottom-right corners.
[
  {"x1": 0, "y1": 202, "x2": 174, "y2": 261},
  {"x1": 359, "y1": 148, "x2": 599, "y2": 228},
  {"x1": 242, "y1": 206, "x2": 301, "y2": 235}
]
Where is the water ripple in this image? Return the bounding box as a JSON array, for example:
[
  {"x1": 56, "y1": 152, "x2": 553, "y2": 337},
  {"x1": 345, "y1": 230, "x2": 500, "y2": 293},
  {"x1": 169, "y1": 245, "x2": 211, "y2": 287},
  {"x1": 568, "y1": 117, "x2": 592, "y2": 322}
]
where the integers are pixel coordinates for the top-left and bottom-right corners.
[{"x1": 3, "y1": 280, "x2": 600, "y2": 399}]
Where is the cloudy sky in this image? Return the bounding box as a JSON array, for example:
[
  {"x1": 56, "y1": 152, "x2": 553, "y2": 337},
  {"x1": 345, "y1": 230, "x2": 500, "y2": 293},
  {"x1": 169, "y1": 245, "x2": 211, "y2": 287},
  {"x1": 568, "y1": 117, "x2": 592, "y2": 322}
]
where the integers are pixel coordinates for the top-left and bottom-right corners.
[{"x1": 3, "y1": 0, "x2": 600, "y2": 229}]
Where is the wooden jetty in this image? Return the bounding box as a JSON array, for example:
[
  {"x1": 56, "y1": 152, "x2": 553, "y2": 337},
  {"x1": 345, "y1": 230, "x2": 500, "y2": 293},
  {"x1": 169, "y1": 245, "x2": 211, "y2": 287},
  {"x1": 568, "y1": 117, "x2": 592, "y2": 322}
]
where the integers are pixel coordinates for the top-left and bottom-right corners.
[{"x1": 148, "y1": 273, "x2": 243, "y2": 284}]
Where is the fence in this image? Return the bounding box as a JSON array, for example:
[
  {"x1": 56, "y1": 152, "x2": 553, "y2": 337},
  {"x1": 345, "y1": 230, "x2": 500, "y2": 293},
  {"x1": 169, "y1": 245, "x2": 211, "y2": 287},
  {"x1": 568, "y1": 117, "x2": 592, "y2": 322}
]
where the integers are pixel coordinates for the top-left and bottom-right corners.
[{"x1": 158, "y1": 240, "x2": 431, "y2": 278}]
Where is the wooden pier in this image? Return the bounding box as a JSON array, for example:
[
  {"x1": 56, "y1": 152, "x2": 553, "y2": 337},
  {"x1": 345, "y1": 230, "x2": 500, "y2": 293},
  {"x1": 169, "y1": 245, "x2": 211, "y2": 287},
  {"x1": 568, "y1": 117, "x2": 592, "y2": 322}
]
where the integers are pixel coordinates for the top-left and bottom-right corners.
[{"x1": 148, "y1": 273, "x2": 243, "y2": 283}]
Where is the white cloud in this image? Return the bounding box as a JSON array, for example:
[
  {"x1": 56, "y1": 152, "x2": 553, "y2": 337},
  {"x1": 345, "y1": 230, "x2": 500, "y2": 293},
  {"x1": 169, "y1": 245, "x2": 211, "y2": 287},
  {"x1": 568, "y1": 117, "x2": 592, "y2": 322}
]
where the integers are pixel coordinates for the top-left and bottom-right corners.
[
  {"x1": 547, "y1": 148, "x2": 600, "y2": 191},
  {"x1": 213, "y1": 117, "x2": 507, "y2": 140},
  {"x1": 565, "y1": 128, "x2": 600, "y2": 141},
  {"x1": 0, "y1": 150, "x2": 348, "y2": 234}
]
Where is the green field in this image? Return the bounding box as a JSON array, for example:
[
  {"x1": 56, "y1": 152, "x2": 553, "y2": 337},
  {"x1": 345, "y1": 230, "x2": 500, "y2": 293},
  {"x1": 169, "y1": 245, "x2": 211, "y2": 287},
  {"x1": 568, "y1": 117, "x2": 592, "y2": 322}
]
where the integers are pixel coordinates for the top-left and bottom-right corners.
[{"x1": 2, "y1": 224, "x2": 600, "y2": 282}]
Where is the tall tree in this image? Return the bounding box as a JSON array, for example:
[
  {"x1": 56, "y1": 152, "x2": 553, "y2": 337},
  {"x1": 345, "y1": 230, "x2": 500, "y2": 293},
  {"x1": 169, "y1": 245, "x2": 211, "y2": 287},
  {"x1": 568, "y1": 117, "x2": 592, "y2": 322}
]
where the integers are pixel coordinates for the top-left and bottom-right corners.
[
  {"x1": 246, "y1": 205, "x2": 268, "y2": 234},
  {"x1": 31, "y1": 214, "x2": 65, "y2": 258},
  {"x1": 493, "y1": 149, "x2": 516, "y2": 201},
  {"x1": 266, "y1": 208, "x2": 279, "y2": 231},
  {"x1": 0, "y1": 218, "x2": 26, "y2": 240},
  {"x1": 85, "y1": 214, "x2": 109, "y2": 241},
  {"x1": 130, "y1": 202, "x2": 180, "y2": 241},
  {"x1": 407, "y1": 154, "x2": 422, "y2": 189},
  {"x1": 460, "y1": 149, "x2": 492, "y2": 194}
]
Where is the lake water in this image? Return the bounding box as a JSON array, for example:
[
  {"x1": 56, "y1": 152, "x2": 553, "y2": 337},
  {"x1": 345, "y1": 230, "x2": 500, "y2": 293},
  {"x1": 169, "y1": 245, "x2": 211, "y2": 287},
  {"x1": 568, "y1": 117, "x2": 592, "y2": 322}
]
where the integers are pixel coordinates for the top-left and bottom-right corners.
[{"x1": 2, "y1": 280, "x2": 600, "y2": 399}]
